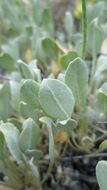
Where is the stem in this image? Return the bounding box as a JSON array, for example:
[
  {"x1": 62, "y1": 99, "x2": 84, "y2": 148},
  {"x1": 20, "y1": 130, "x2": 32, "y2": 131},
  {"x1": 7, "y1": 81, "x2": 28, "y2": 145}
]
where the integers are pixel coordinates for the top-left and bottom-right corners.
[
  {"x1": 88, "y1": 52, "x2": 97, "y2": 94},
  {"x1": 82, "y1": 0, "x2": 87, "y2": 59}
]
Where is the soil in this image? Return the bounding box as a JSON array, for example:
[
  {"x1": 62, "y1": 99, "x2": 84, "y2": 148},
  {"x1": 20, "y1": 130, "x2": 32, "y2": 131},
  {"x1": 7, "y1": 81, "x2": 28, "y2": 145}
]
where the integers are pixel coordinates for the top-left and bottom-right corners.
[{"x1": 42, "y1": 150, "x2": 107, "y2": 190}]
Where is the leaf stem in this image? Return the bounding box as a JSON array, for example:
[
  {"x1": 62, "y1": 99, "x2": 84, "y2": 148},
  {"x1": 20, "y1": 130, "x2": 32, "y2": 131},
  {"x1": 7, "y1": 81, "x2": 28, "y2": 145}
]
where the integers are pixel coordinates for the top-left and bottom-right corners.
[{"x1": 82, "y1": 0, "x2": 87, "y2": 59}]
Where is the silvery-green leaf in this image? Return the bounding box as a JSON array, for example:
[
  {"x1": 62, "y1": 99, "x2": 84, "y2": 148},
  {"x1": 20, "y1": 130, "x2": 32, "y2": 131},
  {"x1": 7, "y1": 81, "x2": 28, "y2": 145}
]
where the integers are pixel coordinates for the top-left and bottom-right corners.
[
  {"x1": 87, "y1": 18, "x2": 104, "y2": 55},
  {"x1": 25, "y1": 149, "x2": 43, "y2": 159},
  {"x1": 21, "y1": 79, "x2": 41, "y2": 109},
  {"x1": 32, "y1": 0, "x2": 42, "y2": 25},
  {"x1": 42, "y1": 8, "x2": 54, "y2": 36},
  {"x1": 65, "y1": 57, "x2": 88, "y2": 110},
  {"x1": 57, "y1": 73, "x2": 65, "y2": 83},
  {"x1": 96, "y1": 160, "x2": 107, "y2": 190},
  {"x1": 96, "y1": 83, "x2": 107, "y2": 114},
  {"x1": 19, "y1": 102, "x2": 38, "y2": 122},
  {"x1": 8, "y1": 118, "x2": 22, "y2": 132},
  {"x1": 42, "y1": 37, "x2": 59, "y2": 60},
  {"x1": 0, "y1": 53, "x2": 15, "y2": 71},
  {"x1": 0, "y1": 83, "x2": 12, "y2": 121},
  {"x1": 57, "y1": 118, "x2": 77, "y2": 134},
  {"x1": 64, "y1": 11, "x2": 74, "y2": 40},
  {"x1": 9, "y1": 81, "x2": 20, "y2": 112},
  {"x1": 18, "y1": 60, "x2": 34, "y2": 79},
  {"x1": 2, "y1": 38, "x2": 19, "y2": 61},
  {"x1": 95, "y1": 55, "x2": 107, "y2": 79},
  {"x1": 40, "y1": 79, "x2": 75, "y2": 120},
  {"x1": 59, "y1": 51, "x2": 78, "y2": 69},
  {"x1": 39, "y1": 117, "x2": 54, "y2": 183},
  {"x1": 19, "y1": 118, "x2": 40, "y2": 152},
  {"x1": 0, "y1": 133, "x2": 5, "y2": 159},
  {"x1": 0, "y1": 123, "x2": 22, "y2": 164},
  {"x1": 29, "y1": 60, "x2": 41, "y2": 82}
]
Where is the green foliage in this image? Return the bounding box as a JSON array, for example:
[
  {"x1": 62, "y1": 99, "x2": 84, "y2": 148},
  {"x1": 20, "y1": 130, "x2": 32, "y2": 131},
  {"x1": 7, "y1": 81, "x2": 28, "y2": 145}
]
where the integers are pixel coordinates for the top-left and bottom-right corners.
[
  {"x1": 0, "y1": 53, "x2": 15, "y2": 71},
  {"x1": 0, "y1": 0, "x2": 107, "y2": 189},
  {"x1": 21, "y1": 79, "x2": 41, "y2": 109},
  {"x1": 65, "y1": 57, "x2": 88, "y2": 110}
]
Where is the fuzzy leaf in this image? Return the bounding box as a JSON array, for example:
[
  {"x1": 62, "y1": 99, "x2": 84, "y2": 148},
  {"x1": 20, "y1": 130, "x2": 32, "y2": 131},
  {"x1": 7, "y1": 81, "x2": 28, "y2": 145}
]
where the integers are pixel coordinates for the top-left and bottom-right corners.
[
  {"x1": 9, "y1": 81, "x2": 20, "y2": 112},
  {"x1": 19, "y1": 102, "x2": 38, "y2": 122},
  {"x1": 87, "y1": 18, "x2": 104, "y2": 55},
  {"x1": 25, "y1": 149, "x2": 43, "y2": 159},
  {"x1": 40, "y1": 79, "x2": 74, "y2": 120},
  {"x1": 42, "y1": 37, "x2": 59, "y2": 60},
  {"x1": 64, "y1": 12, "x2": 74, "y2": 40},
  {"x1": 96, "y1": 83, "x2": 107, "y2": 114},
  {"x1": 95, "y1": 55, "x2": 107, "y2": 78},
  {"x1": 21, "y1": 79, "x2": 41, "y2": 109},
  {"x1": 57, "y1": 118, "x2": 77, "y2": 134},
  {"x1": 0, "y1": 123, "x2": 22, "y2": 164},
  {"x1": 18, "y1": 60, "x2": 34, "y2": 79},
  {"x1": 19, "y1": 118, "x2": 40, "y2": 152},
  {"x1": 65, "y1": 57, "x2": 88, "y2": 110},
  {"x1": 0, "y1": 83, "x2": 11, "y2": 121},
  {"x1": 59, "y1": 51, "x2": 78, "y2": 69},
  {"x1": 0, "y1": 53, "x2": 15, "y2": 71}
]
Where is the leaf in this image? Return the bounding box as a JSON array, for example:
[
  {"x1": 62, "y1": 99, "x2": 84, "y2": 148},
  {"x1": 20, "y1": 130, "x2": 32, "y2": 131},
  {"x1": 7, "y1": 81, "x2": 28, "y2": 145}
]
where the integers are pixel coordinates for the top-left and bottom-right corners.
[
  {"x1": 32, "y1": 0, "x2": 42, "y2": 25},
  {"x1": 42, "y1": 37, "x2": 59, "y2": 60},
  {"x1": 95, "y1": 55, "x2": 107, "y2": 78},
  {"x1": 40, "y1": 79, "x2": 75, "y2": 120},
  {"x1": 59, "y1": 51, "x2": 78, "y2": 69},
  {"x1": 19, "y1": 118, "x2": 40, "y2": 152},
  {"x1": 0, "y1": 83, "x2": 12, "y2": 121},
  {"x1": 2, "y1": 38, "x2": 19, "y2": 61},
  {"x1": 96, "y1": 160, "x2": 107, "y2": 190},
  {"x1": 0, "y1": 53, "x2": 15, "y2": 71},
  {"x1": 64, "y1": 11, "x2": 74, "y2": 40},
  {"x1": 21, "y1": 79, "x2": 41, "y2": 109},
  {"x1": 42, "y1": 8, "x2": 54, "y2": 36},
  {"x1": 65, "y1": 57, "x2": 88, "y2": 110},
  {"x1": 29, "y1": 60, "x2": 41, "y2": 82},
  {"x1": 39, "y1": 117, "x2": 54, "y2": 183},
  {"x1": 87, "y1": 18, "x2": 104, "y2": 55},
  {"x1": 9, "y1": 81, "x2": 20, "y2": 112},
  {"x1": 96, "y1": 83, "x2": 107, "y2": 114},
  {"x1": 25, "y1": 149, "x2": 43, "y2": 159},
  {"x1": 57, "y1": 118, "x2": 77, "y2": 134},
  {"x1": 19, "y1": 102, "x2": 38, "y2": 122},
  {"x1": 99, "y1": 140, "x2": 107, "y2": 152},
  {"x1": 0, "y1": 123, "x2": 22, "y2": 164},
  {"x1": 18, "y1": 60, "x2": 34, "y2": 79},
  {"x1": 0, "y1": 132, "x2": 5, "y2": 159}
]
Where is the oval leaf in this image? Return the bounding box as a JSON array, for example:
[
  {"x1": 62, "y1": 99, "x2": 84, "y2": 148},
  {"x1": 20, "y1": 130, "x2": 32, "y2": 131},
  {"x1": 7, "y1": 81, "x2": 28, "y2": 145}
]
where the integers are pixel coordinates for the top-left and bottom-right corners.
[
  {"x1": 0, "y1": 123, "x2": 22, "y2": 164},
  {"x1": 21, "y1": 79, "x2": 41, "y2": 109},
  {"x1": 65, "y1": 57, "x2": 88, "y2": 110},
  {"x1": 0, "y1": 53, "x2": 15, "y2": 71},
  {"x1": 42, "y1": 37, "x2": 59, "y2": 60},
  {"x1": 40, "y1": 79, "x2": 75, "y2": 120},
  {"x1": 19, "y1": 118, "x2": 40, "y2": 152},
  {"x1": 59, "y1": 51, "x2": 78, "y2": 69},
  {"x1": 96, "y1": 83, "x2": 107, "y2": 114}
]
